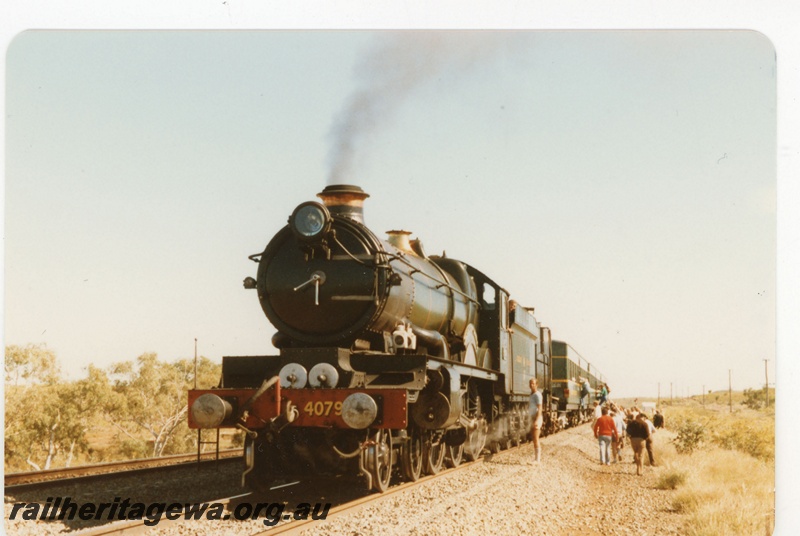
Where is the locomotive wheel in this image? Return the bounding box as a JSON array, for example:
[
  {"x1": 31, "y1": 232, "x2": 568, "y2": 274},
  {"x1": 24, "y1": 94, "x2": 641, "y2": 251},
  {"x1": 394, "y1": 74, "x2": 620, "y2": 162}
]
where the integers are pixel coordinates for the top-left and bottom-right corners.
[
  {"x1": 368, "y1": 429, "x2": 393, "y2": 493},
  {"x1": 464, "y1": 418, "x2": 487, "y2": 461},
  {"x1": 401, "y1": 427, "x2": 423, "y2": 482},
  {"x1": 446, "y1": 442, "x2": 464, "y2": 468},
  {"x1": 463, "y1": 387, "x2": 487, "y2": 461},
  {"x1": 510, "y1": 409, "x2": 522, "y2": 447},
  {"x1": 498, "y1": 416, "x2": 511, "y2": 450},
  {"x1": 423, "y1": 431, "x2": 445, "y2": 475}
]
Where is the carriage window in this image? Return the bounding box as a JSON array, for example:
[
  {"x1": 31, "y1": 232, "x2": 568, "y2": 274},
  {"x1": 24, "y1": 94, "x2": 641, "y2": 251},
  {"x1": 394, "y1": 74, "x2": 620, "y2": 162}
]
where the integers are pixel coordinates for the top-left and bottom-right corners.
[
  {"x1": 500, "y1": 292, "x2": 508, "y2": 329},
  {"x1": 482, "y1": 283, "x2": 495, "y2": 309}
]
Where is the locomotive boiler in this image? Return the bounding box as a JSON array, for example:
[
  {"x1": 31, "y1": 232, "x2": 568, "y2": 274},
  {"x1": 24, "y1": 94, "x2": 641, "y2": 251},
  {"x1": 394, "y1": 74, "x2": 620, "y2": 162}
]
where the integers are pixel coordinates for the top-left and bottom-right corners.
[{"x1": 189, "y1": 185, "x2": 559, "y2": 492}]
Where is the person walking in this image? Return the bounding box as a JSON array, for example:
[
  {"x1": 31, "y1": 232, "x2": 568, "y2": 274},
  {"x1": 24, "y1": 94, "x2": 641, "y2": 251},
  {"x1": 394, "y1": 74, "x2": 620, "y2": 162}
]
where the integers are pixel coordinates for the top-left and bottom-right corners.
[
  {"x1": 529, "y1": 378, "x2": 543, "y2": 463},
  {"x1": 593, "y1": 406, "x2": 617, "y2": 466},
  {"x1": 643, "y1": 413, "x2": 657, "y2": 466},
  {"x1": 611, "y1": 408, "x2": 626, "y2": 463},
  {"x1": 626, "y1": 413, "x2": 651, "y2": 476}
]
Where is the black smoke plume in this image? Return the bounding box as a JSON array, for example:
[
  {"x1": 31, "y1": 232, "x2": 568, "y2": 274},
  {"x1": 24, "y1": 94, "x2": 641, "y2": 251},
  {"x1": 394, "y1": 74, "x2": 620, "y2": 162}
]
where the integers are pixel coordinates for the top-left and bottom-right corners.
[{"x1": 326, "y1": 32, "x2": 515, "y2": 185}]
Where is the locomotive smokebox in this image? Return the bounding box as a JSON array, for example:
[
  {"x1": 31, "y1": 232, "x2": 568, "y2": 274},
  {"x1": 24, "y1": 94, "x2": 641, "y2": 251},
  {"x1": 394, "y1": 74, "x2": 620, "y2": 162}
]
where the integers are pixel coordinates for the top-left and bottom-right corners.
[{"x1": 317, "y1": 184, "x2": 369, "y2": 224}]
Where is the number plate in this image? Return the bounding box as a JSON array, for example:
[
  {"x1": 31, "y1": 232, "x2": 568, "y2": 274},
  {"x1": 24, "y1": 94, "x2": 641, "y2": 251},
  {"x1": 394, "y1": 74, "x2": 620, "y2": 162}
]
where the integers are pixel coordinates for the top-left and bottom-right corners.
[{"x1": 285, "y1": 389, "x2": 408, "y2": 429}]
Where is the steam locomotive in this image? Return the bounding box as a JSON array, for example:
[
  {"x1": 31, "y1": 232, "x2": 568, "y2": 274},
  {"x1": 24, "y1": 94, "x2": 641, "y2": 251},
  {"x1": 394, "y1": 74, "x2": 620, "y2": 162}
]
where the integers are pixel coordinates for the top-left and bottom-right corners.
[{"x1": 188, "y1": 185, "x2": 606, "y2": 492}]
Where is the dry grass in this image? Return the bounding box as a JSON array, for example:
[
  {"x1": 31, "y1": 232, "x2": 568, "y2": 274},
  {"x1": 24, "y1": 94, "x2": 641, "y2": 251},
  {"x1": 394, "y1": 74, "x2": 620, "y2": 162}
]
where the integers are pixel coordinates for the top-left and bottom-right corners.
[
  {"x1": 668, "y1": 448, "x2": 773, "y2": 535},
  {"x1": 665, "y1": 404, "x2": 775, "y2": 461},
  {"x1": 651, "y1": 401, "x2": 775, "y2": 536}
]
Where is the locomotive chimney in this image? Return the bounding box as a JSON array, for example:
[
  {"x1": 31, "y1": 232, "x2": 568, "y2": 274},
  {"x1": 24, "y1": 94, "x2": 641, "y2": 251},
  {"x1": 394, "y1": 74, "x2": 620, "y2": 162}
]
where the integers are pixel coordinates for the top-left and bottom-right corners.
[{"x1": 317, "y1": 184, "x2": 369, "y2": 224}]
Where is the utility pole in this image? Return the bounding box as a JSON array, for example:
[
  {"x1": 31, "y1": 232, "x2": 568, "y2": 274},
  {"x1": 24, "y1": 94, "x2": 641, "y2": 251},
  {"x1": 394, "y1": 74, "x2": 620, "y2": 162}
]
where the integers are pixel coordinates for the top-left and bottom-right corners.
[
  {"x1": 729, "y1": 369, "x2": 733, "y2": 413},
  {"x1": 763, "y1": 359, "x2": 770, "y2": 408}
]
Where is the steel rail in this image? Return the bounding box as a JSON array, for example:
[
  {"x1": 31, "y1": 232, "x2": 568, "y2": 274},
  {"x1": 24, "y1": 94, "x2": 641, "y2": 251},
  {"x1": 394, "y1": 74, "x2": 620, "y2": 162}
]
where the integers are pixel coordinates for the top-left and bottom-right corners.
[
  {"x1": 5, "y1": 448, "x2": 243, "y2": 490},
  {"x1": 28, "y1": 445, "x2": 524, "y2": 535}
]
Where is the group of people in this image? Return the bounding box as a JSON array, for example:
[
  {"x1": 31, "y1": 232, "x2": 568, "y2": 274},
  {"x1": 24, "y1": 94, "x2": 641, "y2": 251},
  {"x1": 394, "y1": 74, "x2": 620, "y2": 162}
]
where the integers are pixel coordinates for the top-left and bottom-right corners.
[
  {"x1": 578, "y1": 377, "x2": 611, "y2": 409},
  {"x1": 592, "y1": 401, "x2": 659, "y2": 475},
  {"x1": 528, "y1": 378, "x2": 664, "y2": 476}
]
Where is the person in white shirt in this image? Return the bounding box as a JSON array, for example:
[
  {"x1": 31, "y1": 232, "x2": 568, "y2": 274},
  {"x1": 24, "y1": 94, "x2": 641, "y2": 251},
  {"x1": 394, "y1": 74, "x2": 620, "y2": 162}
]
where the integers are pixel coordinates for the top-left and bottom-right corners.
[
  {"x1": 643, "y1": 415, "x2": 657, "y2": 466},
  {"x1": 529, "y1": 378, "x2": 543, "y2": 463},
  {"x1": 611, "y1": 407, "x2": 626, "y2": 463},
  {"x1": 592, "y1": 400, "x2": 602, "y2": 427}
]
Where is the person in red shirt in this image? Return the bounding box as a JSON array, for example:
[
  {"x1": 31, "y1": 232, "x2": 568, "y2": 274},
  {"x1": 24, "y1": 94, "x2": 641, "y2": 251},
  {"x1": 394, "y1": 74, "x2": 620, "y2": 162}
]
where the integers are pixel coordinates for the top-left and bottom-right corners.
[{"x1": 593, "y1": 406, "x2": 618, "y2": 465}]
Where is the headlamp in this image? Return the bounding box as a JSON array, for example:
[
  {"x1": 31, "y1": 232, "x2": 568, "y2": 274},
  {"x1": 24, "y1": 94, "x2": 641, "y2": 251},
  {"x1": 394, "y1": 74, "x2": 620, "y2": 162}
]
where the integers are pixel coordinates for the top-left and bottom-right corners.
[{"x1": 289, "y1": 202, "x2": 331, "y2": 241}]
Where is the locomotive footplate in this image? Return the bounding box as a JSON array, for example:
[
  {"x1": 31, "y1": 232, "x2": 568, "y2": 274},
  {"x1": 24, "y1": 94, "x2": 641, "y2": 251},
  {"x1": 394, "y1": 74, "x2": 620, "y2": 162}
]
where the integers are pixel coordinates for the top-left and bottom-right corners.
[{"x1": 189, "y1": 386, "x2": 408, "y2": 430}]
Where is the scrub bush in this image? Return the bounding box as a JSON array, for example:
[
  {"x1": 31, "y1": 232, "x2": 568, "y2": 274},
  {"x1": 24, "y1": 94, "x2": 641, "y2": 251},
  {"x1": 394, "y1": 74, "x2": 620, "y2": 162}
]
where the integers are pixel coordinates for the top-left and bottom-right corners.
[{"x1": 672, "y1": 419, "x2": 705, "y2": 454}]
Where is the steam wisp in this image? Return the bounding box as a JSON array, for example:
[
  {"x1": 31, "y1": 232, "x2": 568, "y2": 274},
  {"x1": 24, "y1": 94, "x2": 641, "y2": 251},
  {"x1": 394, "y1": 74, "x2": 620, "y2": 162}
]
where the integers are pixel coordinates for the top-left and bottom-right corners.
[{"x1": 327, "y1": 32, "x2": 514, "y2": 185}]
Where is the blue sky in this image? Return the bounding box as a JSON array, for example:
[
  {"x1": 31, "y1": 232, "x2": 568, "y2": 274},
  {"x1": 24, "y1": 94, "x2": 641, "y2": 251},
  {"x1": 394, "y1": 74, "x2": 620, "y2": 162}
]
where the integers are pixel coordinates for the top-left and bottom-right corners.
[{"x1": 4, "y1": 30, "x2": 777, "y2": 403}]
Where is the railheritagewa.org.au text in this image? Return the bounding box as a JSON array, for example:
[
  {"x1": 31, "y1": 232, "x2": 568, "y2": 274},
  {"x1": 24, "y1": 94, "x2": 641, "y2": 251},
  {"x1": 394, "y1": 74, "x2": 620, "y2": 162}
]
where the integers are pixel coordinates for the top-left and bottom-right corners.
[{"x1": 9, "y1": 497, "x2": 331, "y2": 527}]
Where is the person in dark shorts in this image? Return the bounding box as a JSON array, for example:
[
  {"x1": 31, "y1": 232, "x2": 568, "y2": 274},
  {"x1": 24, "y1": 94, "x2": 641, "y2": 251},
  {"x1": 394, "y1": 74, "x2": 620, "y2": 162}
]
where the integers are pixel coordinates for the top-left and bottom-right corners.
[{"x1": 626, "y1": 413, "x2": 650, "y2": 476}]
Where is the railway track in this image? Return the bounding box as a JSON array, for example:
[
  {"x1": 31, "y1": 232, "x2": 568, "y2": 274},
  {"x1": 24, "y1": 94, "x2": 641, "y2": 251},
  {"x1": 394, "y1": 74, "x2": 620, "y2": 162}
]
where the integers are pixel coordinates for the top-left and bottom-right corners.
[
  {"x1": 5, "y1": 438, "x2": 540, "y2": 535},
  {"x1": 53, "y1": 457, "x2": 484, "y2": 536},
  {"x1": 4, "y1": 449, "x2": 243, "y2": 492}
]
